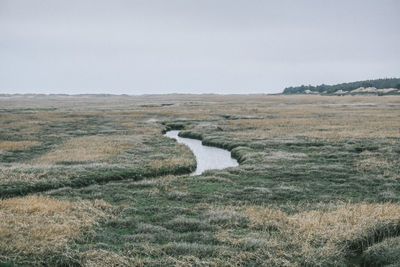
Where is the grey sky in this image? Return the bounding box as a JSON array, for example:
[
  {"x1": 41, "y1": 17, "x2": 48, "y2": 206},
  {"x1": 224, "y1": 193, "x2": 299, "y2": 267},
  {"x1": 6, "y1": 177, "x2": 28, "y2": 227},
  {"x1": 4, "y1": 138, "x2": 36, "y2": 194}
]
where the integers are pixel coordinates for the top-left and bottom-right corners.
[{"x1": 0, "y1": 0, "x2": 399, "y2": 94}]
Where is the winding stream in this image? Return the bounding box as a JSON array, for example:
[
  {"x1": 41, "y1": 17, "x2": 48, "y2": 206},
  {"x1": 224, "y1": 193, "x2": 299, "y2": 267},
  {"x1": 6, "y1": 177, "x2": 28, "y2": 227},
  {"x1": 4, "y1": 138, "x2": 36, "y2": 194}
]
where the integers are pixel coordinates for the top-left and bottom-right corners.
[{"x1": 164, "y1": 130, "x2": 239, "y2": 176}]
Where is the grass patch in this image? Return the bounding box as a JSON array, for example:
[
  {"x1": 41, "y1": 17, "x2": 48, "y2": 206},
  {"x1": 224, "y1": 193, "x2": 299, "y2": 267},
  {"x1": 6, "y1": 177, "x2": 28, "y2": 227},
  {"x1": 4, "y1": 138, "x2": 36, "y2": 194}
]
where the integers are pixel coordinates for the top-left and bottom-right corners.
[
  {"x1": 362, "y1": 236, "x2": 400, "y2": 266},
  {"x1": 0, "y1": 195, "x2": 112, "y2": 265}
]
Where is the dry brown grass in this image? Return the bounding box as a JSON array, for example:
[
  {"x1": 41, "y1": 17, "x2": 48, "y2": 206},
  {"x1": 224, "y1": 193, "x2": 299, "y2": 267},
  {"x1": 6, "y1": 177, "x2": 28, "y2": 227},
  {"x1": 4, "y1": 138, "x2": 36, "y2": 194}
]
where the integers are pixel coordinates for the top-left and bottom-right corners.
[
  {"x1": 0, "y1": 140, "x2": 41, "y2": 151},
  {"x1": 35, "y1": 135, "x2": 136, "y2": 163},
  {"x1": 0, "y1": 195, "x2": 112, "y2": 263},
  {"x1": 148, "y1": 158, "x2": 192, "y2": 169},
  {"x1": 148, "y1": 143, "x2": 195, "y2": 169},
  {"x1": 0, "y1": 163, "x2": 87, "y2": 189},
  {"x1": 78, "y1": 249, "x2": 136, "y2": 267},
  {"x1": 357, "y1": 156, "x2": 391, "y2": 171},
  {"x1": 356, "y1": 151, "x2": 400, "y2": 179},
  {"x1": 222, "y1": 104, "x2": 400, "y2": 140},
  {"x1": 240, "y1": 203, "x2": 400, "y2": 264},
  {"x1": 291, "y1": 203, "x2": 400, "y2": 262}
]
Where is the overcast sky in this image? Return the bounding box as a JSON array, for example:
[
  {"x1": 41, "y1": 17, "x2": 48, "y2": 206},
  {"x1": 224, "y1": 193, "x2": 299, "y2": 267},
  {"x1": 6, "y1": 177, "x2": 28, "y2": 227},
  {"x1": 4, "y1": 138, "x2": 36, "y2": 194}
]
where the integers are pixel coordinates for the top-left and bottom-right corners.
[{"x1": 0, "y1": 0, "x2": 399, "y2": 94}]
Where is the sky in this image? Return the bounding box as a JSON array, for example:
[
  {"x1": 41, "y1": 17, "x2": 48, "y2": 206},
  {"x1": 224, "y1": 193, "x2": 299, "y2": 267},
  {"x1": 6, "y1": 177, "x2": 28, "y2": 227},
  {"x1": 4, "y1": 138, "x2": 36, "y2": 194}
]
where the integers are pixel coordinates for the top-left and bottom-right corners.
[{"x1": 0, "y1": 0, "x2": 399, "y2": 94}]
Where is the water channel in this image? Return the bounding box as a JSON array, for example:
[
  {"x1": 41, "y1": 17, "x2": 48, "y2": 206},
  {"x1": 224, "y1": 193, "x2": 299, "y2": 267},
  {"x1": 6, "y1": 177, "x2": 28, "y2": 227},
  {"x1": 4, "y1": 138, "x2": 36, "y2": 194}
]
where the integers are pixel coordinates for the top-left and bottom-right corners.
[{"x1": 164, "y1": 130, "x2": 239, "y2": 176}]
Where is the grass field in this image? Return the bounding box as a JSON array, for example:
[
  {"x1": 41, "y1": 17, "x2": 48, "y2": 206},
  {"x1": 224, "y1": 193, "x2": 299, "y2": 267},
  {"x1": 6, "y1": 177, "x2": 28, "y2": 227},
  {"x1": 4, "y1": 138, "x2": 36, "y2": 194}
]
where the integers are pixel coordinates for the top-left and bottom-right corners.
[{"x1": 0, "y1": 94, "x2": 399, "y2": 266}]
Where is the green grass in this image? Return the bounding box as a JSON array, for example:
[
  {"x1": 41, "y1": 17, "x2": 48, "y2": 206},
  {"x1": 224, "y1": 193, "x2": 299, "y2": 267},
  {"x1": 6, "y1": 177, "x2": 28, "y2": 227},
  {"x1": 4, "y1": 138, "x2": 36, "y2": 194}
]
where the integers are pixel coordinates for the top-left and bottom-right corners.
[{"x1": 362, "y1": 236, "x2": 400, "y2": 266}]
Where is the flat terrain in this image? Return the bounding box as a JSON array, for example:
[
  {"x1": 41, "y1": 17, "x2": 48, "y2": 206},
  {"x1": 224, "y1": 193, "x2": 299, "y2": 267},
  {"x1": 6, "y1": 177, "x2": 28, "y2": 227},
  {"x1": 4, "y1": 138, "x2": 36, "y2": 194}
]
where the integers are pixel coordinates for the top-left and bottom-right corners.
[{"x1": 1, "y1": 94, "x2": 400, "y2": 266}]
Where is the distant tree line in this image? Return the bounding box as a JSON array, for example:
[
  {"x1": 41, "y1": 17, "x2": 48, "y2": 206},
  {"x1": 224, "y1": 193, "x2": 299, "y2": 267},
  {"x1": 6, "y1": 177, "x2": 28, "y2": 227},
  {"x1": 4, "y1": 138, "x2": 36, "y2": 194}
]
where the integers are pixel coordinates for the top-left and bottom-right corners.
[{"x1": 283, "y1": 78, "x2": 400, "y2": 94}]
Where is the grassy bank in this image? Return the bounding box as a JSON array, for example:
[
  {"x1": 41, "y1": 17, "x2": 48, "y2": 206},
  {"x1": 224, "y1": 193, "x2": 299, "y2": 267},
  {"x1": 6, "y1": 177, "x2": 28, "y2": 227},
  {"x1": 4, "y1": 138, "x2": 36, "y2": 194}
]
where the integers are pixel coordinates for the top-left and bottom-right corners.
[{"x1": 1, "y1": 94, "x2": 400, "y2": 265}]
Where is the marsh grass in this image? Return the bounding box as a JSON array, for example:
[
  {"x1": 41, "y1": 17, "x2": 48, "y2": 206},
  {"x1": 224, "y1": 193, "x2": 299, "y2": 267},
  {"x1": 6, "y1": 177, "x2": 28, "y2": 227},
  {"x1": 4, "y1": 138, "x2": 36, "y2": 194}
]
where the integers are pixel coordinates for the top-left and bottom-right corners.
[
  {"x1": 35, "y1": 135, "x2": 134, "y2": 163},
  {"x1": 0, "y1": 140, "x2": 41, "y2": 151},
  {"x1": 210, "y1": 203, "x2": 400, "y2": 265},
  {"x1": 0, "y1": 114, "x2": 196, "y2": 197},
  {"x1": 362, "y1": 236, "x2": 400, "y2": 266},
  {"x1": 1, "y1": 94, "x2": 400, "y2": 265},
  {"x1": 0, "y1": 195, "x2": 112, "y2": 265}
]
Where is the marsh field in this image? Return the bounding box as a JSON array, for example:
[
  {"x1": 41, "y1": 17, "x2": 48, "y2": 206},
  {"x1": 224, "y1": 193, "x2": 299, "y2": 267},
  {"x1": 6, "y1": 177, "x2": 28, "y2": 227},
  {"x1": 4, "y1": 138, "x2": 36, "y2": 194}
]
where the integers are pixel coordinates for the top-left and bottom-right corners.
[{"x1": 1, "y1": 94, "x2": 400, "y2": 266}]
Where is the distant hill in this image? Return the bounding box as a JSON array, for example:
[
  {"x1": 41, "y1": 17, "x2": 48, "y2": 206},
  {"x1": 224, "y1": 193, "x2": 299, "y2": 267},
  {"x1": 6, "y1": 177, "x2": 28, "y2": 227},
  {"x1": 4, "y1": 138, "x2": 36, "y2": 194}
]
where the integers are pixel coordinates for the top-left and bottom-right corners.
[{"x1": 283, "y1": 78, "x2": 400, "y2": 95}]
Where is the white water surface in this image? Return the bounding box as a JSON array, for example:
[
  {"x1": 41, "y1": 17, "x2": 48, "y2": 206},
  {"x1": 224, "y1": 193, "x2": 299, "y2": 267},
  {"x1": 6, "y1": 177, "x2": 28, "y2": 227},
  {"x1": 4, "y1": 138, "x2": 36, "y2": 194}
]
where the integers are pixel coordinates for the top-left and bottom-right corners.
[{"x1": 164, "y1": 130, "x2": 239, "y2": 176}]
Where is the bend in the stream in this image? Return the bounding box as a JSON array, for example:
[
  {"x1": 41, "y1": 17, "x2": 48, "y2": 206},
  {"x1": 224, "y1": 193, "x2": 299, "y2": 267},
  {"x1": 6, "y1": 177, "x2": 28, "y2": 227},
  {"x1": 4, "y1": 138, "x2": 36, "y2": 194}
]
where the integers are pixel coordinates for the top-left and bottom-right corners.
[{"x1": 164, "y1": 130, "x2": 239, "y2": 176}]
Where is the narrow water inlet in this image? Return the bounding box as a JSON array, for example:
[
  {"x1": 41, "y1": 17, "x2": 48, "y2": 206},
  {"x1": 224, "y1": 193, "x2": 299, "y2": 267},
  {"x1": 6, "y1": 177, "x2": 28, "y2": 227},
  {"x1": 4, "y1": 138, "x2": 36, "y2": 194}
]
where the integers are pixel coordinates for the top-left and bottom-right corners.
[{"x1": 164, "y1": 130, "x2": 239, "y2": 175}]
